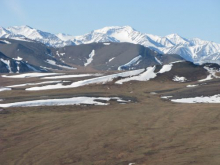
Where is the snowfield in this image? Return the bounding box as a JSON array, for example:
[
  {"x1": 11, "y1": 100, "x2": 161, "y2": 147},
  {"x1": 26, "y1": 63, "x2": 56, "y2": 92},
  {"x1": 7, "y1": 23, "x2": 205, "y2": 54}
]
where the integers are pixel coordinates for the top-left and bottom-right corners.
[
  {"x1": 108, "y1": 57, "x2": 115, "y2": 62},
  {"x1": 198, "y1": 74, "x2": 213, "y2": 82},
  {"x1": 161, "y1": 96, "x2": 173, "y2": 99},
  {"x1": 0, "y1": 40, "x2": 11, "y2": 44},
  {"x1": 103, "y1": 43, "x2": 111, "y2": 45},
  {"x1": 0, "y1": 97, "x2": 129, "y2": 108},
  {"x1": 41, "y1": 73, "x2": 102, "y2": 79},
  {"x1": 7, "y1": 81, "x2": 64, "y2": 88},
  {"x1": 155, "y1": 57, "x2": 162, "y2": 65},
  {"x1": 173, "y1": 76, "x2": 187, "y2": 82},
  {"x1": 13, "y1": 56, "x2": 23, "y2": 61},
  {"x1": 0, "y1": 87, "x2": 11, "y2": 92},
  {"x1": 158, "y1": 64, "x2": 173, "y2": 73},
  {"x1": 197, "y1": 66, "x2": 220, "y2": 82},
  {"x1": 26, "y1": 69, "x2": 145, "y2": 91},
  {"x1": 116, "y1": 66, "x2": 156, "y2": 84},
  {"x1": 0, "y1": 59, "x2": 12, "y2": 73},
  {"x1": 25, "y1": 62, "x2": 178, "y2": 91},
  {"x1": 204, "y1": 66, "x2": 220, "y2": 78},
  {"x1": 171, "y1": 94, "x2": 220, "y2": 103},
  {"x1": 46, "y1": 59, "x2": 76, "y2": 70},
  {"x1": 2, "y1": 73, "x2": 64, "y2": 78},
  {"x1": 84, "y1": 50, "x2": 95, "y2": 66},
  {"x1": 118, "y1": 55, "x2": 142, "y2": 70},
  {"x1": 186, "y1": 84, "x2": 199, "y2": 88}
]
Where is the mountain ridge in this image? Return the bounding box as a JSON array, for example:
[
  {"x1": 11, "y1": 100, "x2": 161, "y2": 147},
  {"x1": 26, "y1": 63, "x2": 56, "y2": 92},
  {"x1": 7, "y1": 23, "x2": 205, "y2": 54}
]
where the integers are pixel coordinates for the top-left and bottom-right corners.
[
  {"x1": 1, "y1": 25, "x2": 220, "y2": 65},
  {"x1": 0, "y1": 38, "x2": 184, "y2": 73}
]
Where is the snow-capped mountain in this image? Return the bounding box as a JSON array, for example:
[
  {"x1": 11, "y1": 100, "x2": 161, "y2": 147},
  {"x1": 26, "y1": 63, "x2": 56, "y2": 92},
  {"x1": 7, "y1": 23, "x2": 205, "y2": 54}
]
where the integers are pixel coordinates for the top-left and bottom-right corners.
[
  {"x1": 1, "y1": 25, "x2": 220, "y2": 64},
  {"x1": 0, "y1": 25, "x2": 75, "y2": 47}
]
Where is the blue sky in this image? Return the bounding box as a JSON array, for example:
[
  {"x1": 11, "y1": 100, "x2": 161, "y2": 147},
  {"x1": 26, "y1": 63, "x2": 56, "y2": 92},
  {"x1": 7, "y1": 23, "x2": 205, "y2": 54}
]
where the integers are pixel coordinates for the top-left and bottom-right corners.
[{"x1": 1, "y1": 0, "x2": 220, "y2": 43}]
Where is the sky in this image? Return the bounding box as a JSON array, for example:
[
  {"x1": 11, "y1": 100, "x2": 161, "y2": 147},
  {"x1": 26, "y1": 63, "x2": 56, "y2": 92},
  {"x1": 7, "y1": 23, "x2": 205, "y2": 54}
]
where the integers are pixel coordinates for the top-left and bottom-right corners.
[{"x1": 0, "y1": 0, "x2": 220, "y2": 43}]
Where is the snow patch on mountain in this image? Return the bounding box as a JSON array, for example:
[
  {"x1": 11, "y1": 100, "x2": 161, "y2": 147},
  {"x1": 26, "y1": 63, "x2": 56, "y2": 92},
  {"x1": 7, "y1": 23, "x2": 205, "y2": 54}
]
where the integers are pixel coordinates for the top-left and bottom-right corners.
[
  {"x1": 13, "y1": 56, "x2": 23, "y2": 61},
  {"x1": 0, "y1": 59, "x2": 12, "y2": 73},
  {"x1": 155, "y1": 57, "x2": 162, "y2": 65},
  {"x1": 41, "y1": 73, "x2": 102, "y2": 79},
  {"x1": 118, "y1": 55, "x2": 142, "y2": 70},
  {"x1": 103, "y1": 43, "x2": 111, "y2": 45},
  {"x1": 84, "y1": 50, "x2": 95, "y2": 66},
  {"x1": 2, "y1": 72, "x2": 63, "y2": 78},
  {"x1": 158, "y1": 64, "x2": 173, "y2": 73},
  {"x1": 0, "y1": 40, "x2": 11, "y2": 44},
  {"x1": 198, "y1": 74, "x2": 213, "y2": 82},
  {"x1": 108, "y1": 57, "x2": 115, "y2": 62},
  {"x1": 173, "y1": 76, "x2": 187, "y2": 82},
  {"x1": 46, "y1": 59, "x2": 76, "y2": 70},
  {"x1": 116, "y1": 66, "x2": 156, "y2": 84}
]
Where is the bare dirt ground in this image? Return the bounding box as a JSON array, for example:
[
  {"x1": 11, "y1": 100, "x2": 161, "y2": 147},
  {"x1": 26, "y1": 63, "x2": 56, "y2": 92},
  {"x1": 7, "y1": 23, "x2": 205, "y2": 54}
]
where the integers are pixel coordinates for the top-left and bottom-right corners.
[{"x1": 1, "y1": 74, "x2": 220, "y2": 165}]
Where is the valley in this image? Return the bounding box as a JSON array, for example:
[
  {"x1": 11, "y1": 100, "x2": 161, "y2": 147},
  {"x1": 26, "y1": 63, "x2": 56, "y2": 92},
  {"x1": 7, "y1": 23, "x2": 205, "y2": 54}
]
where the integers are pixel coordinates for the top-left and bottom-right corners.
[{"x1": 1, "y1": 64, "x2": 220, "y2": 164}]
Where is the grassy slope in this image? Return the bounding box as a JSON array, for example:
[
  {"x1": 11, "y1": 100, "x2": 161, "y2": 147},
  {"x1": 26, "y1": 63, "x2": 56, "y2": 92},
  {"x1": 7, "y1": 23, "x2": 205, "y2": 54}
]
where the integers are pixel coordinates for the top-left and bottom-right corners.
[{"x1": 1, "y1": 78, "x2": 220, "y2": 164}]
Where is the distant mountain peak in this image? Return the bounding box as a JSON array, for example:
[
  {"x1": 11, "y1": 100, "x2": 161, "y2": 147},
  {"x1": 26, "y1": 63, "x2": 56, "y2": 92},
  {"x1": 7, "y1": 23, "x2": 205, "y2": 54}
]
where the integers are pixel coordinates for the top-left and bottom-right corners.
[
  {"x1": 1, "y1": 25, "x2": 220, "y2": 65},
  {"x1": 93, "y1": 25, "x2": 135, "y2": 34}
]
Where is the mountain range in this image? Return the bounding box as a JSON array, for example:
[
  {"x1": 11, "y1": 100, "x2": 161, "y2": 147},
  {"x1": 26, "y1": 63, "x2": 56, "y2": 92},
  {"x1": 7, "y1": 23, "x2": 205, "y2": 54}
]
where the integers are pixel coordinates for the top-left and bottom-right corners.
[
  {"x1": 1, "y1": 25, "x2": 220, "y2": 65},
  {"x1": 0, "y1": 38, "x2": 183, "y2": 73}
]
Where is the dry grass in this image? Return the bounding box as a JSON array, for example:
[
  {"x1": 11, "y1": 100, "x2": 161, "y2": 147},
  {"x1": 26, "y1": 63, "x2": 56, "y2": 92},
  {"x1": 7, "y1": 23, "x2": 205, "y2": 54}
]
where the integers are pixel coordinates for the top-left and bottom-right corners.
[{"x1": 1, "y1": 75, "x2": 220, "y2": 165}]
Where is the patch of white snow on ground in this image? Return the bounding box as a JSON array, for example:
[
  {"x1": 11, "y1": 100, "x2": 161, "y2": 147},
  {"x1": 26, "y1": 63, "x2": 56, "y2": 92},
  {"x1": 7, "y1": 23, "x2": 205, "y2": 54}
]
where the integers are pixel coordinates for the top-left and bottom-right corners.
[
  {"x1": 26, "y1": 69, "x2": 145, "y2": 91},
  {"x1": 2, "y1": 73, "x2": 63, "y2": 78},
  {"x1": 13, "y1": 56, "x2": 23, "y2": 61},
  {"x1": 108, "y1": 57, "x2": 115, "y2": 62},
  {"x1": 84, "y1": 50, "x2": 95, "y2": 66},
  {"x1": 26, "y1": 64, "x2": 40, "y2": 72},
  {"x1": 186, "y1": 84, "x2": 199, "y2": 88},
  {"x1": 0, "y1": 97, "x2": 129, "y2": 108},
  {"x1": 0, "y1": 40, "x2": 11, "y2": 44},
  {"x1": 198, "y1": 74, "x2": 213, "y2": 82},
  {"x1": 16, "y1": 61, "x2": 20, "y2": 73},
  {"x1": 155, "y1": 57, "x2": 162, "y2": 65},
  {"x1": 170, "y1": 60, "x2": 185, "y2": 64},
  {"x1": 10, "y1": 37, "x2": 33, "y2": 42},
  {"x1": 7, "y1": 81, "x2": 63, "y2": 88},
  {"x1": 0, "y1": 59, "x2": 12, "y2": 73},
  {"x1": 46, "y1": 59, "x2": 76, "y2": 70},
  {"x1": 204, "y1": 66, "x2": 220, "y2": 78},
  {"x1": 157, "y1": 61, "x2": 184, "y2": 74},
  {"x1": 103, "y1": 43, "x2": 111, "y2": 45},
  {"x1": 158, "y1": 64, "x2": 173, "y2": 73},
  {"x1": 41, "y1": 74, "x2": 102, "y2": 79},
  {"x1": 171, "y1": 94, "x2": 220, "y2": 103},
  {"x1": 56, "y1": 51, "x2": 60, "y2": 56},
  {"x1": 161, "y1": 96, "x2": 173, "y2": 99},
  {"x1": 0, "y1": 87, "x2": 11, "y2": 92},
  {"x1": 115, "y1": 66, "x2": 156, "y2": 84},
  {"x1": 173, "y1": 76, "x2": 187, "y2": 82},
  {"x1": 118, "y1": 55, "x2": 142, "y2": 70}
]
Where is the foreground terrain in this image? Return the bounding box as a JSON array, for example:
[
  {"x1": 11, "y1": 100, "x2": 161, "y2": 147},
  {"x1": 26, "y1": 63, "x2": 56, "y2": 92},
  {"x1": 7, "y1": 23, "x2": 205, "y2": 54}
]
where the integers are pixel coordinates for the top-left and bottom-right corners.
[{"x1": 1, "y1": 65, "x2": 220, "y2": 165}]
